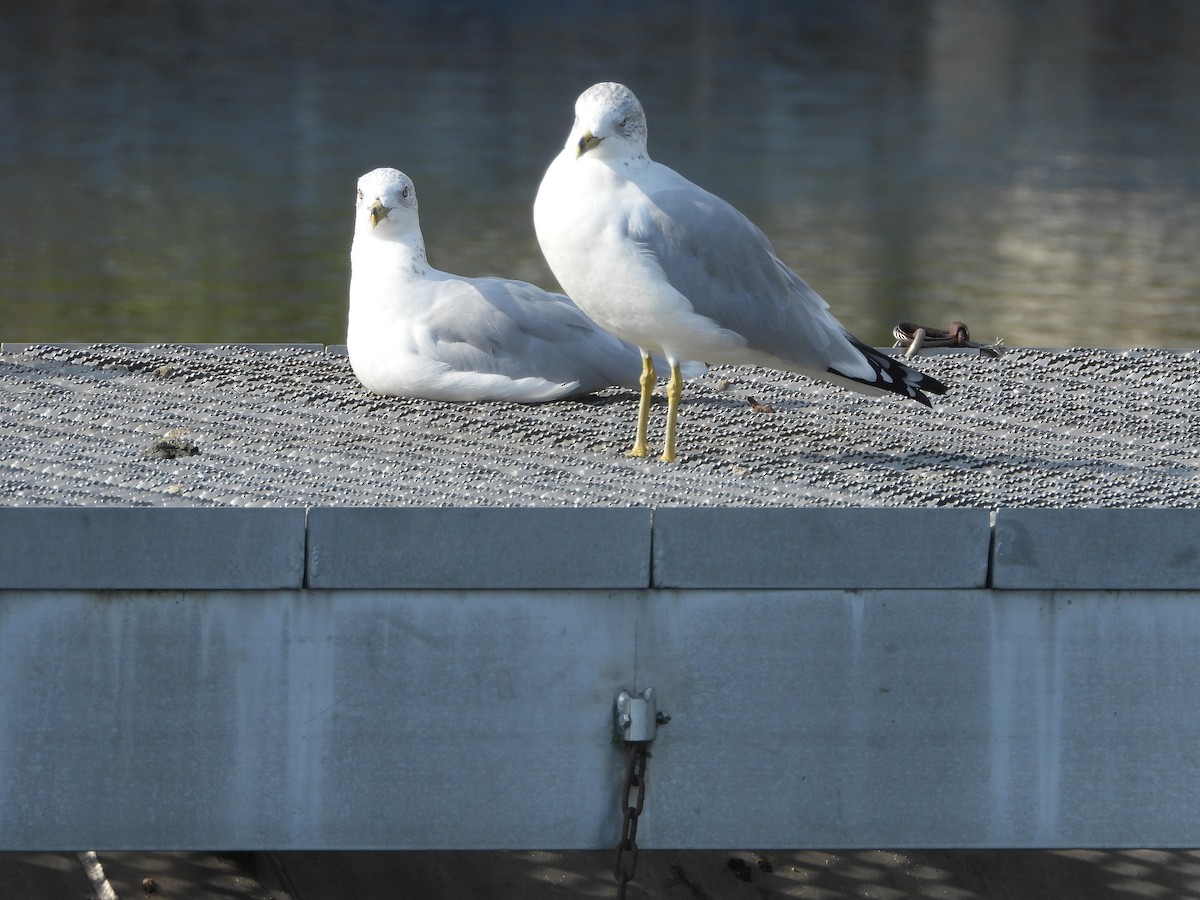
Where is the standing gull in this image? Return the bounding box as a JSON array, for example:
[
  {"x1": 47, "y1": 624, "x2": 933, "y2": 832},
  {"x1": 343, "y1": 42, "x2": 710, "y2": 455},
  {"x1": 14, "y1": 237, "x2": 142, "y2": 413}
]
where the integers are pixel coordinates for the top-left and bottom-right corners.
[
  {"x1": 534, "y1": 82, "x2": 948, "y2": 461},
  {"x1": 348, "y1": 167, "x2": 689, "y2": 403}
]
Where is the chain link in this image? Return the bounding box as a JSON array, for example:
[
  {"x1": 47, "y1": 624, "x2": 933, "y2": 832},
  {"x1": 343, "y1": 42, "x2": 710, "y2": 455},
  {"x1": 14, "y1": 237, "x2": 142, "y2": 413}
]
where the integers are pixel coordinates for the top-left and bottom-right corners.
[{"x1": 614, "y1": 741, "x2": 649, "y2": 899}]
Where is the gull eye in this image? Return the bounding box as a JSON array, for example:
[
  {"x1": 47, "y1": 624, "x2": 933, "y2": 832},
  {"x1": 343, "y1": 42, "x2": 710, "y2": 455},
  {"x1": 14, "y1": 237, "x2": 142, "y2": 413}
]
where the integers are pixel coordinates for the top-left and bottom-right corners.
[
  {"x1": 401, "y1": 185, "x2": 410, "y2": 199},
  {"x1": 356, "y1": 188, "x2": 363, "y2": 201},
  {"x1": 619, "y1": 117, "x2": 628, "y2": 128}
]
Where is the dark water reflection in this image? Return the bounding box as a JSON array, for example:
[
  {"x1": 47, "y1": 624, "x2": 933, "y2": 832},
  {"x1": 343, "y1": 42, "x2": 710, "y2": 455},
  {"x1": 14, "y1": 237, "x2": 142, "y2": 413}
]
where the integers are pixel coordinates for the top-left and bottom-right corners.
[{"x1": 1, "y1": 1, "x2": 1198, "y2": 347}]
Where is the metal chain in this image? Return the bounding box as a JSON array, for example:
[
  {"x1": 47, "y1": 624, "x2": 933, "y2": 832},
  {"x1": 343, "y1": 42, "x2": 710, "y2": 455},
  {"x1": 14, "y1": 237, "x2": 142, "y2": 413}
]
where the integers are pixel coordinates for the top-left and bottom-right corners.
[{"x1": 614, "y1": 741, "x2": 649, "y2": 899}]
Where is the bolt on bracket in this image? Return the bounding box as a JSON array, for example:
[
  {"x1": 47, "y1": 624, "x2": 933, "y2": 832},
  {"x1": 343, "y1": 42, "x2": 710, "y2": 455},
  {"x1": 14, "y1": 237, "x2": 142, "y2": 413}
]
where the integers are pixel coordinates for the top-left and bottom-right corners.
[{"x1": 615, "y1": 688, "x2": 669, "y2": 742}]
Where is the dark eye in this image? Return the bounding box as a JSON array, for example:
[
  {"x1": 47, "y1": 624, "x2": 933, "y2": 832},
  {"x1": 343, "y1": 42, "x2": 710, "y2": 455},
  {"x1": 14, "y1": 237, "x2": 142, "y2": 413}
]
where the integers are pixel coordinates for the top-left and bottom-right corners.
[
  {"x1": 356, "y1": 188, "x2": 363, "y2": 201},
  {"x1": 619, "y1": 117, "x2": 628, "y2": 128},
  {"x1": 401, "y1": 185, "x2": 410, "y2": 199}
]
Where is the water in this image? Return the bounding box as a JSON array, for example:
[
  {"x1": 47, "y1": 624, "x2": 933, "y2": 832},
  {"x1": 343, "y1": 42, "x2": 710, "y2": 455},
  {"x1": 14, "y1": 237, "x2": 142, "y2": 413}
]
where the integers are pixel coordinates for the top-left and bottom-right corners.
[{"x1": 1, "y1": 0, "x2": 1197, "y2": 348}]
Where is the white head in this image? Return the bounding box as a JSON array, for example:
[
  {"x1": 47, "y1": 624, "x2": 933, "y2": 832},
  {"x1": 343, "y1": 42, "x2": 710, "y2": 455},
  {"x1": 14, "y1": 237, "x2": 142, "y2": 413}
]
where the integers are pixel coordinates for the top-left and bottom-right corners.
[
  {"x1": 355, "y1": 167, "x2": 421, "y2": 238},
  {"x1": 353, "y1": 167, "x2": 428, "y2": 275},
  {"x1": 566, "y1": 82, "x2": 648, "y2": 163}
]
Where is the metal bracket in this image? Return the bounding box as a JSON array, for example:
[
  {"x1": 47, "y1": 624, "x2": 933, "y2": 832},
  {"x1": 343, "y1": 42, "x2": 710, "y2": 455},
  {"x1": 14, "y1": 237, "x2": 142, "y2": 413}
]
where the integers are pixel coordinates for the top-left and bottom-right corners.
[{"x1": 615, "y1": 688, "x2": 669, "y2": 742}]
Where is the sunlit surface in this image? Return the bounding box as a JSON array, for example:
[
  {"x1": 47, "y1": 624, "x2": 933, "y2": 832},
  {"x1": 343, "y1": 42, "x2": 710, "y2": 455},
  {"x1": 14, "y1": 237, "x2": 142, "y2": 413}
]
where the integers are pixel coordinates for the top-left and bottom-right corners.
[{"x1": 1, "y1": 1, "x2": 1197, "y2": 347}]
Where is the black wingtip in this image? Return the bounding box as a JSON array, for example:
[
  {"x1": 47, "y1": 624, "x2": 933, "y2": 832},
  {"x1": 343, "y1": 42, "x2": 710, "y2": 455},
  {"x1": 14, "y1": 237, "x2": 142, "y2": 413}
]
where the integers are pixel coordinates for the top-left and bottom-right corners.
[
  {"x1": 921, "y1": 372, "x2": 949, "y2": 396},
  {"x1": 837, "y1": 336, "x2": 949, "y2": 405}
]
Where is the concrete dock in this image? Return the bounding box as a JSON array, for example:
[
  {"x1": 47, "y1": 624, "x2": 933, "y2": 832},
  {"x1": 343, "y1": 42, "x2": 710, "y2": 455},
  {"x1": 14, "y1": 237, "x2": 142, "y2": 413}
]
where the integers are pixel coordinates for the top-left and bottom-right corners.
[
  {"x1": 2, "y1": 342, "x2": 1199, "y2": 898},
  {"x1": 1, "y1": 342, "x2": 1198, "y2": 508}
]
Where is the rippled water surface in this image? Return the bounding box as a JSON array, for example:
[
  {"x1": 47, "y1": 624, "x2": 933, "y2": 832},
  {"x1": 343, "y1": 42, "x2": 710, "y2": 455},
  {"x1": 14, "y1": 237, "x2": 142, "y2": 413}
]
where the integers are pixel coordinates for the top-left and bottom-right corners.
[{"x1": 1, "y1": 1, "x2": 1198, "y2": 347}]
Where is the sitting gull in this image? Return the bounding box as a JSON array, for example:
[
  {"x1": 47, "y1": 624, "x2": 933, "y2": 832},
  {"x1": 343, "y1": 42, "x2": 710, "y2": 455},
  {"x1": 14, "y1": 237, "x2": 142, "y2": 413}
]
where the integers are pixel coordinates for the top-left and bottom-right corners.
[{"x1": 348, "y1": 167, "x2": 695, "y2": 403}]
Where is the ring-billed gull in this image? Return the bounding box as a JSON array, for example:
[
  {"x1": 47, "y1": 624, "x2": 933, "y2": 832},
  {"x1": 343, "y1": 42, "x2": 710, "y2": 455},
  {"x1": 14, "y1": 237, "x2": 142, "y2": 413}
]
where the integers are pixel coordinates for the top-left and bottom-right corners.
[
  {"x1": 534, "y1": 82, "x2": 948, "y2": 461},
  {"x1": 349, "y1": 167, "x2": 690, "y2": 403}
]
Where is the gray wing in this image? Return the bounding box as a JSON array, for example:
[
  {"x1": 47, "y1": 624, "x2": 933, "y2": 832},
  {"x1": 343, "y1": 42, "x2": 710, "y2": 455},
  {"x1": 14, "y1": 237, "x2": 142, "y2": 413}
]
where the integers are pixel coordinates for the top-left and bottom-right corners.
[
  {"x1": 420, "y1": 276, "x2": 645, "y2": 394},
  {"x1": 632, "y1": 172, "x2": 874, "y2": 379}
]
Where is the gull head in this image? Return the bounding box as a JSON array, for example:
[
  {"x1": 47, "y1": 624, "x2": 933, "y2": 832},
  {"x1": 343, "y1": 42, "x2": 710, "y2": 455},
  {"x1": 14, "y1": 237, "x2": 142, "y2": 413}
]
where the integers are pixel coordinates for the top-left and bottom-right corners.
[
  {"x1": 356, "y1": 167, "x2": 419, "y2": 236},
  {"x1": 568, "y1": 82, "x2": 648, "y2": 162}
]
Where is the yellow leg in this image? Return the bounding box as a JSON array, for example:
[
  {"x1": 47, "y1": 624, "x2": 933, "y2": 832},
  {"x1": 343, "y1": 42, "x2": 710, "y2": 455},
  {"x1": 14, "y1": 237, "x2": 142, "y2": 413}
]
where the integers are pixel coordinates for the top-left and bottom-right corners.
[
  {"x1": 660, "y1": 361, "x2": 682, "y2": 463},
  {"x1": 628, "y1": 354, "x2": 654, "y2": 458}
]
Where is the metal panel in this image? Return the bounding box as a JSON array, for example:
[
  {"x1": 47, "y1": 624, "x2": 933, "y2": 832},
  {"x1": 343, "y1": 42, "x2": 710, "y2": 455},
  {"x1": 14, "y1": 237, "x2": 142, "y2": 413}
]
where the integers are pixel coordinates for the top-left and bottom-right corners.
[
  {"x1": 0, "y1": 589, "x2": 637, "y2": 850},
  {"x1": 637, "y1": 589, "x2": 1200, "y2": 848},
  {"x1": 0, "y1": 508, "x2": 306, "y2": 589},
  {"x1": 652, "y1": 508, "x2": 992, "y2": 589},
  {"x1": 4, "y1": 587, "x2": 1200, "y2": 850}
]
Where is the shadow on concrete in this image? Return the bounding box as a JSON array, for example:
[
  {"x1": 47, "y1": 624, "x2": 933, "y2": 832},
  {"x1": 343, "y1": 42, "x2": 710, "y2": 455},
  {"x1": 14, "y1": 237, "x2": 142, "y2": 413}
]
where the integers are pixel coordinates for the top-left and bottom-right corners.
[{"x1": 7, "y1": 848, "x2": 1198, "y2": 899}]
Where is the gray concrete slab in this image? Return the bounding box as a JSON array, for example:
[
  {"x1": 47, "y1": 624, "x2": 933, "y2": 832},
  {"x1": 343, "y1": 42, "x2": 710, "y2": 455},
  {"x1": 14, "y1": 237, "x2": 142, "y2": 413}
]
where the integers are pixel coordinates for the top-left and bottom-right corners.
[
  {"x1": 0, "y1": 508, "x2": 306, "y2": 589},
  {"x1": 0, "y1": 852, "x2": 280, "y2": 900},
  {"x1": 652, "y1": 507, "x2": 991, "y2": 588},
  {"x1": 0, "y1": 852, "x2": 95, "y2": 898},
  {"x1": 256, "y1": 849, "x2": 1200, "y2": 899},
  {"x1": 993, "y1": 508, "x2": 1200, "y2": 589},
  {"x1": 306, "y1": 507, "x2": 651, "y2": 588}
]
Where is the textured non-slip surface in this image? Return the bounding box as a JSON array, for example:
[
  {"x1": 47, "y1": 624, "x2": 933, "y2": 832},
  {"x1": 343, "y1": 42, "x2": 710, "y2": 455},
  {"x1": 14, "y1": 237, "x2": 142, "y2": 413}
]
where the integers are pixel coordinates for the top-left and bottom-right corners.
[{"x1": 1, "y1": 342, "x2": 1197, "y2": 508}]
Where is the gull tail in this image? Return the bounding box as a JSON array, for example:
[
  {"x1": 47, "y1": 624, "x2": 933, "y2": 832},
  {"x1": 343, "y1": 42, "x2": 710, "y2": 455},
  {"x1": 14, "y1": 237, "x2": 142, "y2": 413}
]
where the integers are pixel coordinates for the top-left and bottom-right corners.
[{"x1": 829, "y1": 336, "x2": 948, "y2": 407}]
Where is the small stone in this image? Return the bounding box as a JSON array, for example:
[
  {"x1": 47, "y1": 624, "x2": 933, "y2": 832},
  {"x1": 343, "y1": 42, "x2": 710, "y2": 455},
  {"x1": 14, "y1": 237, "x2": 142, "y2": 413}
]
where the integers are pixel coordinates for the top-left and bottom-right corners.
[{"x1": 146, "y1": 429, "x2": 199, "y2": 460}]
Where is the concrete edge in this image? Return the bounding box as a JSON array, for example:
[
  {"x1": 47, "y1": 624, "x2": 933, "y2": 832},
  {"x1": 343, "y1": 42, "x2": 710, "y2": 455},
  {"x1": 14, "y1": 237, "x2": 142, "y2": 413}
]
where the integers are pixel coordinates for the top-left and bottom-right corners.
[
  {"x1": 992, "y1": 508, "x2": 1200, "y2": 590},
  {"x1": 306, "y1": 506, "x2": 653, "y2": 589},
  {"x1": 0, "y1": 508, "x2": 307, "y2": 589},
  {"x1": 0, "y1": 507, "x2": 1197, "y2": 590},
  {"x1": 651, "y1": 507, "x2": 993, "y2": 589}
]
